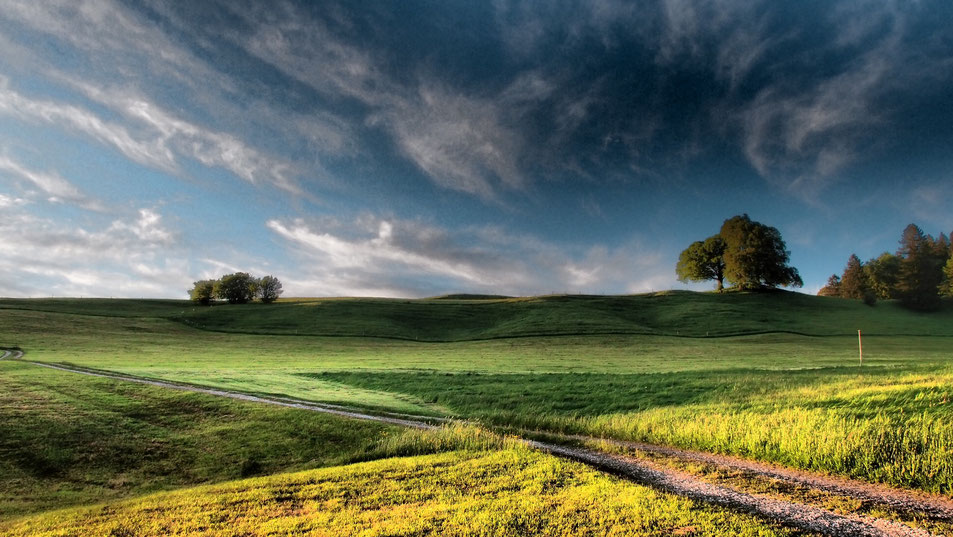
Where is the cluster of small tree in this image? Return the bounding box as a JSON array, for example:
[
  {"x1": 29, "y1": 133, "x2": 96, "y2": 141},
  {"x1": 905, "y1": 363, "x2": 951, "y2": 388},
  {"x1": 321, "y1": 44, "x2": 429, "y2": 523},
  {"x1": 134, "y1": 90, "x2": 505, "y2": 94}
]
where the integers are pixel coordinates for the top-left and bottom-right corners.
[
  {"x1": 818, "y1": 224, "x2": 952, "y2": 311},
  {"x1": 676, "y1": 214, "x2": 802, "y2": 291},
  {"x1": 188, "y1": 273, "x2": 283, "y2": 305}
]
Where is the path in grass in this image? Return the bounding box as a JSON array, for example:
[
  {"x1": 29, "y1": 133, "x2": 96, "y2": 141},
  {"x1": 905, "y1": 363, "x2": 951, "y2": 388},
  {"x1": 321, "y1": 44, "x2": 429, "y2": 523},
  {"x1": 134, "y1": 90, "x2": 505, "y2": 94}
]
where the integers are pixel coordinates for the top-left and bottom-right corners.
[{"x1": 10, "y1": 354, "x2": 948, "y2": 537}]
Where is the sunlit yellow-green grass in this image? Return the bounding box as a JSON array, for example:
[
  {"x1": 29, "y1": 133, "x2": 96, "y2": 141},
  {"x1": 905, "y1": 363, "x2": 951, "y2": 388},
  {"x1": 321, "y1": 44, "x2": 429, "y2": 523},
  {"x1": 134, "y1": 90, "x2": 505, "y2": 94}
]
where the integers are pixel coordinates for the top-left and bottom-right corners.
[
  {"x1": 1, "y1": 448, "x2": 810, "y2": 537},
  {"x1": 3, "y1": 293, "x2": 953, "y2": 494}
]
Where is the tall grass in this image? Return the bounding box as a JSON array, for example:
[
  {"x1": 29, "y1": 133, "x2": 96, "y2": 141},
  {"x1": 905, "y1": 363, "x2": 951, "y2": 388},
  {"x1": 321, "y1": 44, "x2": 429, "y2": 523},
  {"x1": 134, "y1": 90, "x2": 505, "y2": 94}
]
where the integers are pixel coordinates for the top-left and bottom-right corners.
[
  {"x1": 588, "y1": 409, "x2": 953, "y2": 493},
  {"x1": 361, "y1": 424, "x2": 516, "y2": 460}
]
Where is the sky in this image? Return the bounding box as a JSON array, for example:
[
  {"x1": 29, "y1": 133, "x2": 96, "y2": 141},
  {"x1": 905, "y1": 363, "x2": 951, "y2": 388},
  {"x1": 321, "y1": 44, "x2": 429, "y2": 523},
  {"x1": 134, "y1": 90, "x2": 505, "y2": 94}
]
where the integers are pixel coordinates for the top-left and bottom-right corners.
[{"x1": 1, "y1": 0, "x2": 952, "y2": 299}]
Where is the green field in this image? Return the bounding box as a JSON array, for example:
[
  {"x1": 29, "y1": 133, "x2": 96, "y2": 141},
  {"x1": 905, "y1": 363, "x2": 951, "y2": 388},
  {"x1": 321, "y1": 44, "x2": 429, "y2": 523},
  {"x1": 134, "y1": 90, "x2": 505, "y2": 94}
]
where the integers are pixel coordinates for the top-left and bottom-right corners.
[
  {"x1": 1, "y1": 291, "x2": 952, "y2": 533},
  {"x1": 0, "y1": 359, "x2": 807, "y2": 537}
]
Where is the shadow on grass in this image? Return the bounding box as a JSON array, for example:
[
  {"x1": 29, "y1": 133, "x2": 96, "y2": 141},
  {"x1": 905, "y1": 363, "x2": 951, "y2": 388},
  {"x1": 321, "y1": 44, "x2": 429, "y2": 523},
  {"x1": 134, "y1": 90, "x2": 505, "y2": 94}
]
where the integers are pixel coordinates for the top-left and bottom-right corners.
[{"x1": 303, "y1": 363, "x2": 953, "y2": 421}]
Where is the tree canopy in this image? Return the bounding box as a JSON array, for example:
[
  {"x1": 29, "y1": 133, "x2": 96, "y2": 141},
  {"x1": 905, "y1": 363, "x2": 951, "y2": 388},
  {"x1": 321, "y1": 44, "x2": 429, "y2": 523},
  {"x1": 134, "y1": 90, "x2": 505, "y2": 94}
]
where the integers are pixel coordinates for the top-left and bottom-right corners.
[
  {"x1": 675, "y1": 215, "x2": 801, "y2": 291},
  {"x1": 719, "y1": 215, "x2": 802, "y2": 290},
  {"x1": 189, "y1": 273, "x2": 282, "y2": 305},
  {"x1": 816, "y1": 223, "x2": 951, "y2": 311},
  {"x1": 676, "y1": 235, "x2": 726, "y2": 291},
  {"x1": 187, "y1": 280, "x2": 216, "y2": 305},
  {"x1": 257, "y1": 275, "x2": 283, "y2": 304},
  {"x1": 214, "y1": 272, "x2": 257, "y2": 304}
]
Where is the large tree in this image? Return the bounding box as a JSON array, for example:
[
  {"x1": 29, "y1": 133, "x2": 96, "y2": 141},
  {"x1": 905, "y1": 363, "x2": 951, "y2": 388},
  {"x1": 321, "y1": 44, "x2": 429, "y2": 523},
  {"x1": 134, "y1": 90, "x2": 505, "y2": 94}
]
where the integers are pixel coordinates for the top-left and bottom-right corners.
[
  {"x1": 675, "y1": 215, "x2": 801, "y2": 291},
  {"x1": 214, "y1": 272, "x2": 258, "y2": 304},
  {"x1": 719, "y1": 215, "x2": 803, "y2": 290},
  {"x1": 676, "y1": 235, "x2": 726, "y2": 291}
]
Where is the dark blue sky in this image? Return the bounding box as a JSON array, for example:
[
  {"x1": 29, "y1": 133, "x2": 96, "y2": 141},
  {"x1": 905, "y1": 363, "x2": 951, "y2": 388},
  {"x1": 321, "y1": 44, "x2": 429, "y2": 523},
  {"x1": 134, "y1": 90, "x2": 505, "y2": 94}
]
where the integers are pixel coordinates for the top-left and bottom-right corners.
[{"x1": 1, "y1": 0, "x2": 951, "y2": 297}]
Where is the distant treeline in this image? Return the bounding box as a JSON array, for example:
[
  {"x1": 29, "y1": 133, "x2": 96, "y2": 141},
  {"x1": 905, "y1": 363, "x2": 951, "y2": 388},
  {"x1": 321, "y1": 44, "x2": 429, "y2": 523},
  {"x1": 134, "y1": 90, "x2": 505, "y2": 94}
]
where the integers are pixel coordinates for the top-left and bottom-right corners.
[
  {"x1": 189, "y1": 273, "x2": 283, "y2": 305},
  {"x1": 819, "y1": 224, "x2": 952, "y2": 311}
]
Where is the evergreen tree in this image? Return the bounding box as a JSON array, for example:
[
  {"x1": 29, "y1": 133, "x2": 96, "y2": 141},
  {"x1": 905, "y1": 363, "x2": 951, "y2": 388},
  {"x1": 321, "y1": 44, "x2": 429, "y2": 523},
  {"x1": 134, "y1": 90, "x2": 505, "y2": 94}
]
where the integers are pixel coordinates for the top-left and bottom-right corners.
[
  {"x1": 896, "y1": 224, "x2": 942, "y2": 311},
  {"x1": 936, "y1": 233, "x2": 951, "y2": 268},
  {"x1": 940, "y1": 255, "x2": 953, "y2": 298},
  {"x1": 839, "y1": 254, "x2": 868, "y2": 299},
  {"x1": 864, "y1": 252, "x2": 901, "y2": 300}
]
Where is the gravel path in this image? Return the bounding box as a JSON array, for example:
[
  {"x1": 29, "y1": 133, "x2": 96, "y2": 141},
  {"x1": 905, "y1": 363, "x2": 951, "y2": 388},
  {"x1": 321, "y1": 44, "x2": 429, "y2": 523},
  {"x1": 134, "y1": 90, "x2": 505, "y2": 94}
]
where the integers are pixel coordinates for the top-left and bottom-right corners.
[
  {"x1": 578, "y1": 435, "x2": 953, "y2": 521},
  {"x1": 8, "y1": 354, "x2": 949, "y2": 537}
]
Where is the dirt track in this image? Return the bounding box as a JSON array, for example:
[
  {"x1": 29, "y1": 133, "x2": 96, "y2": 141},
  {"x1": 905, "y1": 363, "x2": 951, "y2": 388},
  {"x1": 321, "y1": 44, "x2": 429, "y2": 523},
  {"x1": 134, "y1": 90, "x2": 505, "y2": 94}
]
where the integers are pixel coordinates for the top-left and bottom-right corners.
[{"x1": 6, "y1": 353, "x2": 951, "y2": 537}]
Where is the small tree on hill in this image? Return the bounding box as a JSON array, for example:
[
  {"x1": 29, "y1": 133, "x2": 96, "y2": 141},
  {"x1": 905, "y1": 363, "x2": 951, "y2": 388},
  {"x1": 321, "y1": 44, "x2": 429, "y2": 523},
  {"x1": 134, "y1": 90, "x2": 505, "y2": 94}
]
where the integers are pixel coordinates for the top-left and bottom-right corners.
[
  {"x1": 215, "y1": 272, "x2": 257, "y2": 304},
  {"x1": 676, "y1": 236, "x2": 727, "y2": 291},
  {"x1": 257, "y1": 275, "x2": 283, "y2": 304},
  {"x1": 188, "y1": 280, "x2": 216, "y2": 305}
]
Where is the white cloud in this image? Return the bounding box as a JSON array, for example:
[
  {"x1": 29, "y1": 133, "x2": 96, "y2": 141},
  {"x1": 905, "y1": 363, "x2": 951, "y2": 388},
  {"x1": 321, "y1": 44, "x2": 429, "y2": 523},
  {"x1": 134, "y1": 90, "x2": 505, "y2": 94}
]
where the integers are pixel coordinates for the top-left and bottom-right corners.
[
  {"x1": 0, "y1": 193, "x2": 27, "y2": 208},
  {"x1": 379, "y1": 84, "x2": 526, "y2": 199},
  {"x1": 266, "y1": 215, "x2": 673, "y2": 297},
  {"x1": 0, "y1": 207, "x2": 191, "y2": 298},
  {"x1": 0, "y1": 81, "x2": 300, "y2": 193},
  {"x1": 0, "y1": 83, "x2": 175, "y2": 171},
  {"x1": 0, "y1": 154, "x2": 103, "y2": 210},
  {"x1": 0, "y1": 0, "x2": 235, "y2": 96},
  {"x1": 0, "y1": 0, "x2": 352, "y2": 195}
]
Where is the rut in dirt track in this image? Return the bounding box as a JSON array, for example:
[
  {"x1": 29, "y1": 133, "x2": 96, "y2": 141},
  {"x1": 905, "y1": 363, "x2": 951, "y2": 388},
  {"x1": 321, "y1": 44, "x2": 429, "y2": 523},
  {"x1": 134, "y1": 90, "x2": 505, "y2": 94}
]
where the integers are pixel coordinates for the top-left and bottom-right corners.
[{"x1": 7, "y1": 355, "x2": 950, "y2": 537}]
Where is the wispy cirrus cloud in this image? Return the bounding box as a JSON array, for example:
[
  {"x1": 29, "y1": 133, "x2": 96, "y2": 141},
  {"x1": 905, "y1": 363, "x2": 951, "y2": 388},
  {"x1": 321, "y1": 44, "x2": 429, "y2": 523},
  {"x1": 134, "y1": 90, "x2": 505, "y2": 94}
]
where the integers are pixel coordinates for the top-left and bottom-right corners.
[
  {"x1": 237, "y1": 1, "x2": 527, "y2": 200},
  {"x1": 0, "y1": 153, "x2": 104, "y2": 210},
  {"x1": 0, "y1": 0, "x2": 354, "y2": 195},
  {"x1": 736, "y1": 26, "x2": 899, "y2": 200},
  {"x1": 0, "y1": 80, "x2": 300, "y2": 193},
  {"x1": 0, "y1": 81, "x2": 175, "y2": 171}
]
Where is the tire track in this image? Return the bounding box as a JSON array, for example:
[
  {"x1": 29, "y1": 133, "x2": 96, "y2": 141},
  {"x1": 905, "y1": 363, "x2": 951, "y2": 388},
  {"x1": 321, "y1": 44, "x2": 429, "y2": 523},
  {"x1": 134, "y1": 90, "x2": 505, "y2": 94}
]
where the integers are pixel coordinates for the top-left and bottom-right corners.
[{"x1": 7, "y1": 354, "x2": 946, "y2": 537}]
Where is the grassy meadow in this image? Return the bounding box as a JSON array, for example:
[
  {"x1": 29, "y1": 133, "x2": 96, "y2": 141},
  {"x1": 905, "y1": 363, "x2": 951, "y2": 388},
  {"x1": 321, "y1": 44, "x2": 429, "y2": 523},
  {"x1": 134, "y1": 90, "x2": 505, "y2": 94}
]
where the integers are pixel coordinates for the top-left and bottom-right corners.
[
  {"x1": 0, "y1": 352, "x2": 809, "y2": 537},
  {"x1": 1, "y1": 291, "x2": 952, "y2": 531},
  {"x1": 0, "y1": 359, "x2": 404, "y2": 519},
  {"x1": 2, "y1": 447, "x2": 811, "y2": 537}
]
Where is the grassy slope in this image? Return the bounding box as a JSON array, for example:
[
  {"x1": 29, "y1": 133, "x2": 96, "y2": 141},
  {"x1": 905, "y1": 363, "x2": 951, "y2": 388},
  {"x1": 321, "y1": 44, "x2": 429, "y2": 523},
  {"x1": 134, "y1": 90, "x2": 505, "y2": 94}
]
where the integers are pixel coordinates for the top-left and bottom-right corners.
[
  {"x1": 1, "y1": 449, "x2": 808, "y2": 537},
  {"x1": 3, "y1": 290, "x2": 953, "y2": 340},
  {"x1": 2, "y1": 292, "x2": 953, "y2": 493},
  {"x1": 0, "y1": 361, "x2": 807, "y2": 537},
  {"x1": 0, "y1": 361, "x2": 399, "y2": 519}
]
